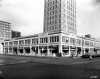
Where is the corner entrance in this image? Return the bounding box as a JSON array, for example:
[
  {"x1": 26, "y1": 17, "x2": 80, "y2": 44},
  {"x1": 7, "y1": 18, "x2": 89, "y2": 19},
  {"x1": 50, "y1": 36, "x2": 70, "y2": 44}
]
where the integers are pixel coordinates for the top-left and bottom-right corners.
[{"x1": 49, "y1": 45, "x2": 59, "y2": 56}]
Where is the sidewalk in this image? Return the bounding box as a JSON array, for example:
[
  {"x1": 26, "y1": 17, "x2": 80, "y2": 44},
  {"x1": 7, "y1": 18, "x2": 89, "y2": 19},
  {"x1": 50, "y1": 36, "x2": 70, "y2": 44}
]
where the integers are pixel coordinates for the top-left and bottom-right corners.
[{"x1": 0, "y1": 54, "x2": 99, "y2": 65}]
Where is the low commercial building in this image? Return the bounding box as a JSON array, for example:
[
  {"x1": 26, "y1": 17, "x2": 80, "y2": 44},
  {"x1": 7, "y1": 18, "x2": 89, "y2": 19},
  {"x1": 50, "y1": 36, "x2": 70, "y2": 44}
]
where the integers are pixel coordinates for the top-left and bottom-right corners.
[{"x1": 3, "y1": 33, "x2": 99, "y2": 57}]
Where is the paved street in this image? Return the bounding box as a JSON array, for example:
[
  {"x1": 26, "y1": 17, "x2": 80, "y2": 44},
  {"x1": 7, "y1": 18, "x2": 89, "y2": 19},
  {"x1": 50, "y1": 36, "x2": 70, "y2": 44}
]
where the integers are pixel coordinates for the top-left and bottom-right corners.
[{"x1": 0, "y1": 55, "x2": 99, "y2": 79}]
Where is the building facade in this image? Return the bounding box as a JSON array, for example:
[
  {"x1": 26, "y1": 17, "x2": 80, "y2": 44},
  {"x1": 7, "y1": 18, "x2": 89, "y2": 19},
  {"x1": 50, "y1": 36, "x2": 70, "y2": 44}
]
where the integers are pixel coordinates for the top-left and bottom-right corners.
[{"x1": 2, "y1": 0, "x2": 100, "y2": 57}]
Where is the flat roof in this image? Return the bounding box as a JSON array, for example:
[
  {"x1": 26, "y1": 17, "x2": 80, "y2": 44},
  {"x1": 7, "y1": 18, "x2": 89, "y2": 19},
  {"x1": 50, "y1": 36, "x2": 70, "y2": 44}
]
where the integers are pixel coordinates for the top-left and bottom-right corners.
[
  {"x1": 4, "y1": 35, "x2": 38, "y2": 42},
  {"x1": 14, "y1": 34, "x2": 38, "y2": 40},
  {"x1": 0, "y1": 21, "x2": 11, "y2": 24}
]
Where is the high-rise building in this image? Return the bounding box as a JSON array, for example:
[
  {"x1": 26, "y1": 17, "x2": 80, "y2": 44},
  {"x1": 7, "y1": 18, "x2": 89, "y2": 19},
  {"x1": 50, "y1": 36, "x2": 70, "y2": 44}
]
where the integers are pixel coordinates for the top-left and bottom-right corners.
[
  {"x1": 0, "y1": 21, "x2": 11, "y2": 54},
  {"x1": 0, "y1": 21, "x2": 11, "y2": 40},
  {"x1": 44, "y1": 0, "x2": 77, "y2": 34}
]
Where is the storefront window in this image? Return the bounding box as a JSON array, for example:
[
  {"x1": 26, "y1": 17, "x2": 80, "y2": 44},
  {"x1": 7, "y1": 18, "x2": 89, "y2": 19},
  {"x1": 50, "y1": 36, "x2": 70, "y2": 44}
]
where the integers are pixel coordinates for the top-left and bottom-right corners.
[
  {"x1": 90, "y1": 42, "x2": 94, "y2": 46},
  {"x1": 25, "y1": 47, "x2": 30, "y2": 54},
  {"x1": 62, "y1": 45, "x2": 69, "y2": 55},
  {"x1": 9, "y1": 48, "x2": 12, "y2": 53}
]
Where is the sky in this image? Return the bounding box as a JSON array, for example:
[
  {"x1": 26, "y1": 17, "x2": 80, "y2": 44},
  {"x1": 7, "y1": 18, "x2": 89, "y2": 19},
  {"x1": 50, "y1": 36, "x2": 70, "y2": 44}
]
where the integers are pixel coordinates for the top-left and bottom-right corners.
[{"x1": 0, "y1": 0, "x2": 100, "y2": 38}]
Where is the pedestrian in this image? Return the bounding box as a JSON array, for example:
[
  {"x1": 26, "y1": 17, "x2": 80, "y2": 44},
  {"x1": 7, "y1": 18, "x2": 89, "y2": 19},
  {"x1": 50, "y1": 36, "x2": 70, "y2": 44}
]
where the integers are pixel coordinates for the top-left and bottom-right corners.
[
  {"x1": 89, "y1": 55, "x2": 92, "y2": 60},
  {"x1": 89, "y1": 51, "x2": 93, "y2": 60},
  {"x1": 71, "y1": 51, "x2": 74, "y2": 58}
]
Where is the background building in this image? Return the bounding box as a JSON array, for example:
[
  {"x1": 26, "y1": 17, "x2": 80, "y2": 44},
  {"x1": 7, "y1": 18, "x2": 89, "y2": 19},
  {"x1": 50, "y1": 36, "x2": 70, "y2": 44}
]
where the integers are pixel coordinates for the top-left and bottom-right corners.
[
  {"x1": 0, "y1": 21, "x2": 11, "y2": 40},
  {"x1": 0, "y1": 21, "x2": 11, "y2": 54},
  {"x1": 44, "y1": 0, "x2": 77, "y2": 34},
  {"x1": 11, "y1": 30, "x2": 21, "y2": 38}
]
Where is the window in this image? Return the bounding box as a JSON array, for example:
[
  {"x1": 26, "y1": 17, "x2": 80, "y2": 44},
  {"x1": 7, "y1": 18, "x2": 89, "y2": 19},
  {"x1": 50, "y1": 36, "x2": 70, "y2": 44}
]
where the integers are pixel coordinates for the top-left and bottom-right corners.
[
  {"x1": 90, "y1": 42, "x2": 94, "y2": 46},
  {"x1": 53, "y1": 1, "x2": 55, "y2": 5},
  {"x1": 45, "y1": 38, "x2": 48, "y2": 43},
  {"x1": 85, "y1": 41, "x2": 89, "y2": 46},
  {"x1": 9, "y1": 42, "x2": 12, "y2": 46},
  {"x1": 70, "y1": 38, "x2": 75, "y2": 45},
  {"x1": 50, "y1": 36, "x2": 59, "y2": 43},
  {"x1": 40, "y1": 37, "x2": 48, "y2": 43},
  {"x1": 5, "y1": 42, "x2": 8, "y2": 46},
  {"x1": 55, "y1": 5, "x2": 57, "y2": 9},
  {"x1": 32, "y1": 38, "x2": 38, "y2": 45},
  {"x1": 19, "y1": 40, "x2": 24, "y2": 45},
  {"x1": 56, "y1": 36, "x2": 59, "y2": 42},
  {"x1": 25, "y1": 39, "x2": 31, "y2": 45},
  {"x1": 76, "y1": 39, "x2": 81, "y2": 45},
  {"x1": 62, "y1": 36, "x2": 69, "y2": 43},
  {"x1": 14, "y1": 41, "x2": 18, "y2": 46}
]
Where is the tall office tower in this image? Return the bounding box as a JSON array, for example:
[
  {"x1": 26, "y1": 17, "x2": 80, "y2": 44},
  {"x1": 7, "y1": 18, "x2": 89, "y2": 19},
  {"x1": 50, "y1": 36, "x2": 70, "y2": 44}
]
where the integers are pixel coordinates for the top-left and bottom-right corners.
[
  {"x1": 0, "y1": 21, "x2": 11, "y2": 40},
  {"x1": 44, "y1": 0, "x2": 77, "y2": 34}
]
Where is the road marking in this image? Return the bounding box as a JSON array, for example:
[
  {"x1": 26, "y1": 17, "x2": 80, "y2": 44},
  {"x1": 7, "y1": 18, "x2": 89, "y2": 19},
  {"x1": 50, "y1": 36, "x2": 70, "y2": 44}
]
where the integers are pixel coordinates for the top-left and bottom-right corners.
[
  {"x1": 0, "y1": 64, "x2": 4, "y2": 65},
  {"x1": 90, "y1": 76, "x2": 98, "y2": 79},
  {"x1": 72, "y1": 61, "x2": 89, "y2": 64}
]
